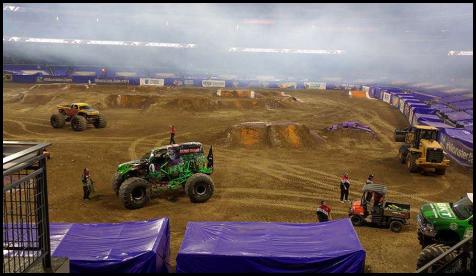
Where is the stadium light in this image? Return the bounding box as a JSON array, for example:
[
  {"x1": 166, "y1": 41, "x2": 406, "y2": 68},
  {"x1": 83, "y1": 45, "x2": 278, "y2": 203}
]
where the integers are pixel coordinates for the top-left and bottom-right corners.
[
  {"x1": 3, "y1": 36, "x2": 197, "y2": 49},
  {"x1": 228, "y1": 47, "x2": 345, "y2": 55}
]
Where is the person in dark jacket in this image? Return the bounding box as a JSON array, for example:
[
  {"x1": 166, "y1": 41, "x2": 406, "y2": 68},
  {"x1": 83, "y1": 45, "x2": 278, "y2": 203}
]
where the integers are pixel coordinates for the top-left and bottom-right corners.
[
  {"x1": 316, "y1": 200, "x2": 332, "y2": 222},
  {"x1": 169, "y1": 125, "x2": 176, "y2": 144},
  {"x1": 82, "y1": 168, "x2": 92, "y2": 200},
  {"x1": 366, "y1": 174, "x2": 374, "y2": 184},
  {"x1": 339, "y1": 173, "x2": 350, "y2": 203}
]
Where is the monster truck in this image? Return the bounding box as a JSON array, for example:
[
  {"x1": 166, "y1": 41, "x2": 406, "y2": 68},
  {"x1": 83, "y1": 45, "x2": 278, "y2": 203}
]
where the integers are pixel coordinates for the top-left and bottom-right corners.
[
  {"x1": 416, "y1": 193, "x2": 473, "y2": 269},
  {"x1": 112, "y1": 142, "x2": 214, "y2": 209},
  {"x1": 50, "y1": 103, "x2": 107, "y2": 131}
]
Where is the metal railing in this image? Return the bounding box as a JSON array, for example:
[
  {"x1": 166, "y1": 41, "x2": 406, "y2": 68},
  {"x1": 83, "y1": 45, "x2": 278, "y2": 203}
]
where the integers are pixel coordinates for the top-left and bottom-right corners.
[
  {"x1": 416, "y1": 235, "x2": 473, "y2": 273},
  {"x1": 3, "y1": 141, "x2": 52, "y2": 273}
]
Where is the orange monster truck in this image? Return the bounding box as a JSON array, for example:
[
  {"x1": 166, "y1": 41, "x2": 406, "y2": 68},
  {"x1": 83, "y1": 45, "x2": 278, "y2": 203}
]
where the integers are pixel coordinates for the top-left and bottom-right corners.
[{"x1": 50, "y1": 103, "x2": 107, "y2": 131}]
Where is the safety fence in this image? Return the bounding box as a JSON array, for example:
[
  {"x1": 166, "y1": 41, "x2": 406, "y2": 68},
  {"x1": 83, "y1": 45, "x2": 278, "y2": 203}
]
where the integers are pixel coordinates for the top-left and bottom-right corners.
[{"x1": 3, "y1": 141, "x2": 52, "y2": 273}]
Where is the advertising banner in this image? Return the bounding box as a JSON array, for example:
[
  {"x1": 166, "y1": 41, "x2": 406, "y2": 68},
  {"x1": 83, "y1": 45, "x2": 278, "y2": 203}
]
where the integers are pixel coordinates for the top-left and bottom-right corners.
[
  {"x1": 95, "y1": 78, "x2": 129, "y2": 84},
  {"x1": 279, "y1": 82, "x2": 297, "y2": 89},
  {"x1": 304, "y1": 82, "x2": 326, "y2": 90},
  {"x1": 41, "y1": 76, "x2": 73, "y2": 83},
  {"x1": 202, "y1": 80, "x2": 226, "y2": 88},
  {"x1": 183, "y1": 79, "x2": 195, "y2": 86},
  {"x1": 139, "y1": 78, "x2": 164, "y2": 86},
  {"x1": 382, "y1": 92, "x2": 391, "y2": 103},
  {"x1": 439, "y1": 129, "x2": 473, "y2": 167}
]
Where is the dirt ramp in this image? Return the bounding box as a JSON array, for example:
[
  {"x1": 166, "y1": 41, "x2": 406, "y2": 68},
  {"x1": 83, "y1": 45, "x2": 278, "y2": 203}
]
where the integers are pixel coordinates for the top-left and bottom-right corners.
[
  {"x1": 105, "y1": 94, "x2": 160, "y2": 109},
  {"x1": 21, "y1": 94, "x2": 55, "y2": 105},
  {"x1": 226, "y1": 121, "x2": 321, "y2": 148}
]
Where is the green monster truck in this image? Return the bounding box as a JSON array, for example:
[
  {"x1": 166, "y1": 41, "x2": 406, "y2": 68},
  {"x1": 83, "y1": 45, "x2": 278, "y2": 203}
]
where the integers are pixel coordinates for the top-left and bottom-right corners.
[
  {"x1": 112, "y1": 142, "x2": 214, "y2": 209},
  {"x1": 416, "y1": 193, "x2": 473, "y2": 269}
]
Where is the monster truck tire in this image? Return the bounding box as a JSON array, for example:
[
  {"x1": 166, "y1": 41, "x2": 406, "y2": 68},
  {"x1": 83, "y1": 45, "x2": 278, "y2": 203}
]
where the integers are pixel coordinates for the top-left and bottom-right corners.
[
  {"x1": 416, "y1": 243, "x2": 457, "y2": 271},
  {"x1": 435, "y1": 168, "x2": 446, "y2": 175},
  {"x1": 389, "y1": 220, "x2": 404, "y2": 233},
  {"x1": 94, "y1": 114, "x2": 107, "y2": 128},
  {"x1": 112, "y1": 172, "x2": 123, "y2": 196},
  {"x1": 407, "y1": 155, "x2": 419, "y2": 173},
  {"x1": 185, "y1": 173, "x2": 214, "y2": 203},
  {"x1": 119, "y1": 177, "x2": 151, "y2": 209},
  {"x1": 350, "y1": 215, "x2": 364, "y2": 226},
  {"x1": 50, "y1": 113, "x2": 65, "y2": 128},
  {"x1": 71, "y1": 115, "x2": 87, "y2": 131}
]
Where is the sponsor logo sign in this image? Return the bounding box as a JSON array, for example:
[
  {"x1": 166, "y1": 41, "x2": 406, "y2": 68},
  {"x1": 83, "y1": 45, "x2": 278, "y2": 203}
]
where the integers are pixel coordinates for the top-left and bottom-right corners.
[
  {"x1": 140, "y1": 78, "x2": 164, "y2": 86},
  {"x1": 304, "y1": 82, "x2": 326, "y2": 89},
  {"x1": 96, "y1": 79, "x2": 129, "y2": 84},
  {"x1": 439, "y1": 134, "x2": 473, "y2": 166},
  {"x1": 41, "y1": 76, "x2": 73, "y2": 82},
  {"x1": 279, "y1": 82, "x2": 297, "y2": 89},
  {"x1": 202, "y1": 80, "x2": 225, "y2": 88},
  {"x1": 383, "y1": 92, "x2": 391, "y2": 103}
]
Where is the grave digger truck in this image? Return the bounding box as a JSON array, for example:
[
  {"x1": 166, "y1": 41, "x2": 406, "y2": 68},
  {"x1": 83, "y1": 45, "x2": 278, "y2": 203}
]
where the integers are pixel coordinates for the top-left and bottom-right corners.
[
  {"x1": 112, "y1": 142, "x2": 214, "y2": 209},
  {"x1": 394, "y1": 125, "x2": 450, "y2": 175}
]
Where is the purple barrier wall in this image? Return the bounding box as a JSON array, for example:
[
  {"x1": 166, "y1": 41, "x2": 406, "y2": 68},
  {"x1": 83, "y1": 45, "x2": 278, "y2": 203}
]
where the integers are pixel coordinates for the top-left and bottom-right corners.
[{"x1": 439, "y1": 128, "x2": 473, "y2": 167}]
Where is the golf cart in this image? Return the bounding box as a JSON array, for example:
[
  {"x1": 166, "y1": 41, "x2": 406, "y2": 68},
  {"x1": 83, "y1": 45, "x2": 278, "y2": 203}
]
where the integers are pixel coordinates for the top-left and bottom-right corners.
[{"x1": 349, "y1": 183, "x2": 411, "y2": 233}]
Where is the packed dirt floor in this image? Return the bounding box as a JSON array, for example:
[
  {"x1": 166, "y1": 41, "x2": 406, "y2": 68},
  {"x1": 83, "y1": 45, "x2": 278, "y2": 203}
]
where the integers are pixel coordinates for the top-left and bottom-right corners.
[{"x1": 3, "y1": 83, "x2": 473, "y2": 272}]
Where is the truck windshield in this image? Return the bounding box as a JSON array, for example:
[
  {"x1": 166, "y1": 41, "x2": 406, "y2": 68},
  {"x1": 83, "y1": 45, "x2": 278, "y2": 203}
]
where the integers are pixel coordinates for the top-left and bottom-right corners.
[
  {"x1": 451, "y1": 196, "x2": 473, "y2": 220},
  {"x1": 419, "y1": 130, "x2": 437, "y2": 140},
  {"x1": 79, "y1": 106, "x2": 92, "y2": 110}
]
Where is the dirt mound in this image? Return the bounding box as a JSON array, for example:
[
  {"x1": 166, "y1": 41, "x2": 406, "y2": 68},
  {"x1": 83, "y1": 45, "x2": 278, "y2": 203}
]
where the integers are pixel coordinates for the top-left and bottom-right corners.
[
  {"x1": 165, "y1": 97, "x2": 219, "y2": 111},
  {"x1": 3, "y1": 93, "x2": 25, "y2": 104},
  {"x1": 104, "y1": 94, "x2": 160, "y2": 109},
  {"x1": 225, "y1": 121, "x2": 322, "y2": 148},
  {"x1": 322, "y1": 128, "x2": 378, "y2": 145},
  {"x1": 21, "y1": 94, "x2": 55, "y2": 105}
]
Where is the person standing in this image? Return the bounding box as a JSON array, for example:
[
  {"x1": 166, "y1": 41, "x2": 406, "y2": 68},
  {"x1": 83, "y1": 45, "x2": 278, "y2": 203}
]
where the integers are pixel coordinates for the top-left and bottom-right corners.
[
  {"x1": 340, "y1": 172, "x2": 350, "y2": 203},
  {"x1": 366, "y1": 174, "x2": 374, "y2": 184},
  {"x1": 82, "y1": 168, "x2": 92, "y2": 200},
  {"x1": 316, "y1": 200, "x2": 332, "y2": 222},
  {"x1": 169, "y1": 125, "x2": 176, "y2": 144}
]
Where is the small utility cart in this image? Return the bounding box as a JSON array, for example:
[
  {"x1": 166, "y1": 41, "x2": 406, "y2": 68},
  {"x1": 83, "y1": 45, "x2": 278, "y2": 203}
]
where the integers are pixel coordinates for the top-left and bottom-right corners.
[{"x1": 349, "y1": 183, "x2": 411, "y2": 233}]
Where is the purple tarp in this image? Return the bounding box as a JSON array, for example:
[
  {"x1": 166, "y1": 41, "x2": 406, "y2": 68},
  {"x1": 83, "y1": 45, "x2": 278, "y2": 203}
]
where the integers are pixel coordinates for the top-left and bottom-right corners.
[
  {"x1": 450, "y1": 100, "x2": 473, "y2": 111},
  {"x1": 176, "y1": 219, "x2": 366, "y2": 273},
  {"x1": 413, "y1": 113, "x2": 443, "y2": 126},
  {"x1": 327, "y1": 121, "x2": 374, "y2": 133},
  {"x1": 439, "y1": 94, "x2": 472, "y2": 104},
  {"x1": 419, "y1": 120, "x2": 455, "y2": 130},
  {"x1": 50, "y1": 218, "x2": 171, "y2": 273},
  {"x1": 445, "y1": 111, "x2": 473, "y2": 122},
  {"x1": 439, "y1": 128, "x2": 473, "y2": 167}
]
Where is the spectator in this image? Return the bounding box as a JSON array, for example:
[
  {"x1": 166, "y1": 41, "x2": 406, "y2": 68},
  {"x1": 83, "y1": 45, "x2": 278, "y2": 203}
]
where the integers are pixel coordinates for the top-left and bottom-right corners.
[
  {"x1": 316, "y1": 200, "x2": 332, "y2": 222},
  {"x1": 82, "y1": 168, "x2": 92, "y2": 201},
  {"x1": 339, "y1": 172, "x2": 351, "y2": 203},
  {"x1": 169, "y1": 125, "x2": 176, "y2": 144},
  {"x1": 42, "y1": 148, "x2": 51, "y2": 160},
  {"x1": 366, "y1": 174, "x2": 374, "y2": 184}
]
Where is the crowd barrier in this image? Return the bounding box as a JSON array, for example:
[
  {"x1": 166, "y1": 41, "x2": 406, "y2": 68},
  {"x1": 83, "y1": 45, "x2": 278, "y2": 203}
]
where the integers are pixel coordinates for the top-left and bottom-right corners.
[{"x1": 370, "y1": 85, "x2": 473, "y2": 168}]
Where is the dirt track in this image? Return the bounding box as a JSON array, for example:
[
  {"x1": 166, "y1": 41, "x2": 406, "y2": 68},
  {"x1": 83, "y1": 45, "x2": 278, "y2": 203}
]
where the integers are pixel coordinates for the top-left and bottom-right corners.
[{"x1": 3, "y1": 83, "x2": 473, "y2": 272}]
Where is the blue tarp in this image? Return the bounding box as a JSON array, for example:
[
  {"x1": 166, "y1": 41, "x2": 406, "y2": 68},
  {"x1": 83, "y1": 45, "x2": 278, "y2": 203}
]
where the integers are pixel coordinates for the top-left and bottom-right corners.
[
  {"x1": 445, "y1": 111, "x2": 473, "y2": 122},
  {"x1": 50, "y1": 218, "x2": 171, "y2": 273},
  {"x1": 412, "y1": 113, "x2": 442, "y2": 126},
  {"x1": 176, "y1": 219, "x2": 366, "y2": 273}
]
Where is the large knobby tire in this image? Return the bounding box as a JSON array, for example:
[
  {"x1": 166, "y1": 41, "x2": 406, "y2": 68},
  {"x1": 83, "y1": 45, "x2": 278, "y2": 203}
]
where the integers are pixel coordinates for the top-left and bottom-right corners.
[
  {"x1": 350, "y1": 215, "x2": 364, "y2": 226},
  {"x1": 416, "y1": 243, "x2": 457, "y2": 271},
  {"x1": 119, "y1": 177, "x2": 151, "y2": 209},
  {"x1": 185, "y1": 173, "x2": 214, "y2": 203},
  {"x1": 50, "y1": 113, "x2": 65, "y2": 128},
  {"x1": 389, "y1": 220, "x2": 403, "y2": 233},
  {"x1": 407, "y1": 155, "x2": 419, "y2": 173},
  {"x1": 94, "y1": 114, "x2": 107, "y2": 128},
  {"x1": 435, "y1": 168, "x2": 446, "y2": 175},
  {"x1": 71, "y1": 115, "x2": 87, "y2": 131},
  {"x1": 112, "y1": 172, "x2": 122, "y2": 196}
]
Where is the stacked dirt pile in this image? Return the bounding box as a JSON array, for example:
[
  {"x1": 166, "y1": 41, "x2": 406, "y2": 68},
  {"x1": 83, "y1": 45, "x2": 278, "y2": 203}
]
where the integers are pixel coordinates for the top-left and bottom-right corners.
[
  {"x1": 225, "y1": 121, "x2": 322, "y2": 148},
  {"x1": 104, "y1": 94, "x2": 160, "y2": 109},
  {"x1": 322, "y1": 127, "x2": 378, "y2": 145}
]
